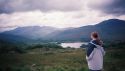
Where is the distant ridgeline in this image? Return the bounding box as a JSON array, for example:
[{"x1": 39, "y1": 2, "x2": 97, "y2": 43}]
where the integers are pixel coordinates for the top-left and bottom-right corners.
[{"x1": 0, "y1": 19, "x2": 125, "y2": 43}]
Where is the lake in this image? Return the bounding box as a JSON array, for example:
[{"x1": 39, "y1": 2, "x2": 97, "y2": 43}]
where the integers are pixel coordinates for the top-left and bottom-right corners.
[{"x1": 61, "y1": 42, "x2": 88, "y2": 48}]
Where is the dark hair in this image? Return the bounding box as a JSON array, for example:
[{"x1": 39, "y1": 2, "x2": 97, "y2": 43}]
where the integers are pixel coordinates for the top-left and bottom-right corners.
[
  {"x1": 91, "y1": 32, "x2": 102, "y2": 45},
  {"x1": 91, "y1": 32, "x2": 99, "y2": 38}
]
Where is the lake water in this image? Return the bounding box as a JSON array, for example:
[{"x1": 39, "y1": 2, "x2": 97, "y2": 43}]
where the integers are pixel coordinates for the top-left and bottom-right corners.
[{"x1": 61, "y1": 42, "x2": 88, "y2": 48}]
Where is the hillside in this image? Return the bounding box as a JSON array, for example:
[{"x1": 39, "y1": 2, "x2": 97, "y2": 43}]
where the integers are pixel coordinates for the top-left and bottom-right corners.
[
  {"x1": 0, "y1": 19, "x2": 125, "y2": 42},
  {"x1": 0, "y1": 33, "x2": 31, "y2": 44},
  {"x1": 2, "y1": 26, "x2": 60, "y2": 40},
  {"x1": 51, "y1": 19, "x2": 125, "y2": 41},
  {"x1": 0, "y1": 43, "x2": 125, "y2": 71}
]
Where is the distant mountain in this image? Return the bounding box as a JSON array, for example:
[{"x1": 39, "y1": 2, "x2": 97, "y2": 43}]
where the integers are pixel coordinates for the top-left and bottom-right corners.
[
  {"x1": 1, "y1": 19, "x2": 125, "y2": 42},
  {"x1": 50, "y1": 19, "x2": 125, "y2": 41},
  {"x1": 96, "y1": 19, "x2": 125, "y2": 27},
  {"x1": 3, "y1": 26, "x2": 60, "y2": 40},
  {"x1": 95, "y1": 19, "x2": 125, "y2": 41},
  {"x1": 0, "y1": 33, "x2": 31, "y2": 44}
]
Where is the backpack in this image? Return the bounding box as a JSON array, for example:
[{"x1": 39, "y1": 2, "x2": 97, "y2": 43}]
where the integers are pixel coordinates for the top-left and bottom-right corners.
[
  {"x1": 86, "y1": 42, "x2": 106, "y2": 70},
  {"x1": 90, "y1": 42, "x2": 106, "y2": 56}
]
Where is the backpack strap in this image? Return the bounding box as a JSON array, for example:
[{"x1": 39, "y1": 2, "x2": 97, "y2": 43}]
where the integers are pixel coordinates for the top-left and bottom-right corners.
[
  {"x1": 90, "y1": 42, "x2": 106, "y2": 56},
  {"x1": 90, "y1": 42, "x2": 100, "y2": 48}
]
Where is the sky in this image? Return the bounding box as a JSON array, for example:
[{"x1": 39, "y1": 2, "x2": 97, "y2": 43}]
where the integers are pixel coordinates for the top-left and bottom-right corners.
[{"x1": 0, "y1": 0, "x2": 125, "y2": 32}]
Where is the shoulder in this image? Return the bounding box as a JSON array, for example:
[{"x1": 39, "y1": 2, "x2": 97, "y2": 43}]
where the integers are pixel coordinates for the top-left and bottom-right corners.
[
  {"x1": 91, "y1": 40, "x2": 102, "y2": 45},
  {"x1": 88, "y1": 40, "x2": 97, "y2": 48},
  {"x1": 92, "y1": 40, "x2": 97, "y2": 43}
]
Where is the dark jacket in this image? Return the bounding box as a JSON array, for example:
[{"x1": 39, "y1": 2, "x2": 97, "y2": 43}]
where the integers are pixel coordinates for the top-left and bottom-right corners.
[{"x1": 86, "y1": 40, "x2": 100, "y2": 57}]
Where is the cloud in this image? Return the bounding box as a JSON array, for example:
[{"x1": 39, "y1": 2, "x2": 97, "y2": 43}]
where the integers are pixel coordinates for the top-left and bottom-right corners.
[
  {"x1": 88, "y1": 0, "x2": 125, "y2": 16},
  {"x1": 0, "y1": 0, "x2": 84, "y2": 14},
  {"x1": 0, "y1": 0, "x2": 125, "y2": 32},
  {"x1": 0, "y1": 10, "x2": 120, "y2": 31},
  {"x1": 0, "y1": 11, "x2": 87, "y2": 28},
  {"x1": 1, "y1": 0, "x2": 125, "y2": 16}
]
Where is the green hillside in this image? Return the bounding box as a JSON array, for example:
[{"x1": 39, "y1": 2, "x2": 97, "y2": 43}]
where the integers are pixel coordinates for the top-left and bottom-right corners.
[{"x1": 0, "y1": 42, "x2": 125, "y2": 71}]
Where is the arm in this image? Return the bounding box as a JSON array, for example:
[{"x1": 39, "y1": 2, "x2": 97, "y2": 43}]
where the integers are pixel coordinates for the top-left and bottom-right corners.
[{"x1": 86, "y1": 43, "x2": 96, "y2": 60}]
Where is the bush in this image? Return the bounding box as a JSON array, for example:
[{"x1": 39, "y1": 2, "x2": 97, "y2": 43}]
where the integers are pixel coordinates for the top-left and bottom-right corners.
[{"x1": 26, "y1": 43, "x2": 63, "y2": 50}]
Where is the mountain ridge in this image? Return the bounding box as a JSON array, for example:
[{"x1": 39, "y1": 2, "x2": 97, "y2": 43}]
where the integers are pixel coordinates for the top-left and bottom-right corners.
[{"x1": 0, "y1": 19, "x2": 125, "y2": 42}]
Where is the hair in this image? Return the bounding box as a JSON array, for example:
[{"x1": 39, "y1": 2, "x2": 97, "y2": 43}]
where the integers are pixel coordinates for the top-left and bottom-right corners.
[
  {"x1": 91, "y1": 32, "x2": 102, "y2": 45},
  {"x1": 91, "y1": 32, "x2": 99, "y2": 39}
]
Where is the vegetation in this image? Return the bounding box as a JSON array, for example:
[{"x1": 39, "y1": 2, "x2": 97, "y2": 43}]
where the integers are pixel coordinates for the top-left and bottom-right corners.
[{"x1": 0, "y1": 42, "x2": 125, "y2": 71}]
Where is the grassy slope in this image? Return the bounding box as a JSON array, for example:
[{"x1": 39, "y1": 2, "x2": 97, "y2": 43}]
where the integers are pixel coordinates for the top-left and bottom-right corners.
[{"x1": 0, "y1": 47, "x2": 125, "y2": 71}]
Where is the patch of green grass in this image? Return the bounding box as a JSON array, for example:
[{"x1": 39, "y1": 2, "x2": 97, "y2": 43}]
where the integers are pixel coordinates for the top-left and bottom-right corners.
[{"x1": 0, "y1": 44, "x2": 125, "y2": 71}]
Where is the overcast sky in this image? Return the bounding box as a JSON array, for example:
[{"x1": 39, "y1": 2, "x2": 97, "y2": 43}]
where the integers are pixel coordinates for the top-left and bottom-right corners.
[{"x1": 0, "y1": 0, "x2": 125, "y2": 32}]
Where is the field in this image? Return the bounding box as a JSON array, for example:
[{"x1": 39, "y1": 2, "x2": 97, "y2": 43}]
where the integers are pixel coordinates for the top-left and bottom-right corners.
[{"x1": 0, "y1": 42, "x2": 125, "y2": 71}]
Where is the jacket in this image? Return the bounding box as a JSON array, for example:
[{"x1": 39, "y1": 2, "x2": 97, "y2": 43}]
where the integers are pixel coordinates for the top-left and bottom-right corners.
[{"x1": 86, "y1": 40, "x2": 105, "y2": 70}]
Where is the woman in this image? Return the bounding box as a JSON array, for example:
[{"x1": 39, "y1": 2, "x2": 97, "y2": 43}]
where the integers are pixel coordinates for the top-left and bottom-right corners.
[{"x1": 86, "y1": 32, "x2": 105, "y2": 71}]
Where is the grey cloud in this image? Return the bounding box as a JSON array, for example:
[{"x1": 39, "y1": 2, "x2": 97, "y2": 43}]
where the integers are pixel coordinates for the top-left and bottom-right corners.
[
  {"x1": 89, "y1": 0, "x2": 125, "y2": 16},
  {"x1": 0, "y1": 0, "x2": 82, "y2": 14}
]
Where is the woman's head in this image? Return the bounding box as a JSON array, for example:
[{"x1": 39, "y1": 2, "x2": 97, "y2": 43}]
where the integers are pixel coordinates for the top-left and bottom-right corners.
[
  {"x1": 91, "y1": 32, "x2": 99, "y2": 40},
  {"x1": 91, "y1": 32, "x2": 103, "y2": 45}
]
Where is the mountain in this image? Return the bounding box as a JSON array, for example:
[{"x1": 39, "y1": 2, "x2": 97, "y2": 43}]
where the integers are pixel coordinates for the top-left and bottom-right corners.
[
  {"x1": 1, "y1": 19, "x2": 125, "y2": 42},
  {"x1": 50, "y1": 19, "x2": 125, "y2": 41},
  {"x1": 95, "y1": 19, "x2": 125, "y2": 41},
  {"x1": 0, "y1": 33, "x2": 31, "y2": 44},
  {"x1": 3, "y1": 26, "x2": 60, "y2": 40}
]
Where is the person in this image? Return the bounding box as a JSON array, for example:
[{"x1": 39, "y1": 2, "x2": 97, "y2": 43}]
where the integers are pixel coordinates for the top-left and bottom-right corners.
[{"x1": 86, "y1": 32, "x2": 105, "y2": 71}]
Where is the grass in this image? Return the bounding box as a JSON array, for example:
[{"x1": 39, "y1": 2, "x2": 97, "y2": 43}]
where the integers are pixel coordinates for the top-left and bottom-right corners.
[{"x1": 0, "y1": 45, "x2": 125, "y2": 71}]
